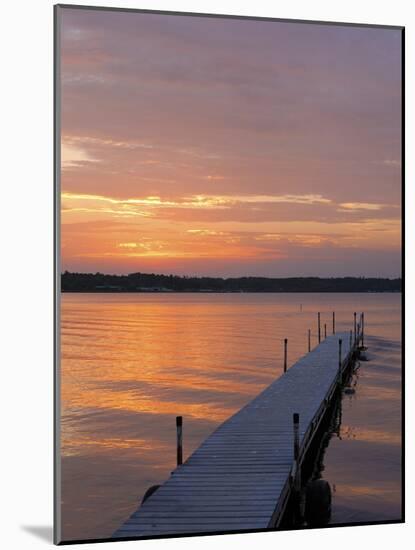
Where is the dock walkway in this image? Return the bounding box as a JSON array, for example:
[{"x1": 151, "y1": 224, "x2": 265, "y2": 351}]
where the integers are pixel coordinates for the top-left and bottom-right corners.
[{"x1": 114, "y1": 331, "x2": 357, "y2": 538}]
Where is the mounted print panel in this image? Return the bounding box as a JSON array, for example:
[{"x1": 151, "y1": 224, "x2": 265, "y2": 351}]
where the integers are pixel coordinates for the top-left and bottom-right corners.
[{"x1": 54, "y1": 4, "x2": 403, "y2": 545}]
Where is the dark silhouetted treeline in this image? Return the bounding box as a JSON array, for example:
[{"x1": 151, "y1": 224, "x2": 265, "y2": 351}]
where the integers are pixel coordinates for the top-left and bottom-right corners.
[{"x1": 61, "y1": 271, "x2": 402, "y2": 293}]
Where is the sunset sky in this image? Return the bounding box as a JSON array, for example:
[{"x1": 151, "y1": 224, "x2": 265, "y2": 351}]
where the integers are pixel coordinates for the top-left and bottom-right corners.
[{"x1": 60, "y1": 8, "x2": 402, "y2": 277}]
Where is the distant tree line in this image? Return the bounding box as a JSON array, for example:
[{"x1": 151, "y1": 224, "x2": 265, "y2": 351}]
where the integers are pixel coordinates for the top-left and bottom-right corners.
[{"x1": 61, "y1": 271, "x2": 402, "y2": 293}]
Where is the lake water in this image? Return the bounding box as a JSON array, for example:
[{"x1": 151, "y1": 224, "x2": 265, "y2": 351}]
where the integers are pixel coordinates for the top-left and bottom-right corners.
[{"x1": 60, "y1": 293, "x2": 402, "y2": 541}]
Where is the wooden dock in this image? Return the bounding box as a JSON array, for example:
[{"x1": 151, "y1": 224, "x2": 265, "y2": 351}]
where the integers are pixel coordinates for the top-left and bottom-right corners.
[{"x1": 114, "y1": 328, "x2": 360, "y2": 538}]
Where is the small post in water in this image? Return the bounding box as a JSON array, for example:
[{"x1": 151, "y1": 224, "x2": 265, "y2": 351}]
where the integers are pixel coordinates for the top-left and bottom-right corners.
[
  {"x1": 318, "y1": 312, "x2": 321, "y2": 343},
  {"x1": 332, "y1": 311, "x2": 336, "y2": 334},
  {"x1": 176, "y1": 416, "x2": 183, "y2": 466},
  {"x1": 354, "y1": 312, "x2": 357, "y2": 345},
  {"x1": 361, "y1": 312, "x2": 365, "y2": 348},
  {"x1": 308, "y1": 329, "x2": 311, "y2": 353},
  {"x1": 324, "y1": 323, "x2": 327, "y2": 339},
  {"x1": 338, "y1": 338, "x2": 343, "y2": 380},
  {"x1": 284, "y1": 338, "x2": 288, "y2": 373}
]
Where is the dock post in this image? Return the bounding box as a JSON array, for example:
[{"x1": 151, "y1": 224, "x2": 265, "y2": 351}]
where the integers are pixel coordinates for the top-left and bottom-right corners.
[
  {"x1": 361, "y1": 312, "x2": 365, "y2": 348},
  {"x1": 338, "y1": 339, "x2": 343, "y2": 381},
  {"x1": 353, "y1": 312, "x2": 357, "y2": 346},
  {"x1": 324, "y1": 323, "x2": 327, "y2": 339},
  {"x1": 308, "y1": 329, "x2": 311, "y2": 352},
  {"x1": 332, "y1": 311, "x2": 335, "y2": 334},
  {"x1": 292, "y1": 412, "x2": 302, "y2": 522},
  {"x1": 293, "y1": 413, "x2": 302, "y2": 495},
  {"x1": 318, "y1": 312, "x2": 321, "y2": 343},
  {"x1": 176, "y1": 416, "x2": 183, "y2": 466},
  {"x1": 293, "y1": 412, "x2": 300, "y2": 462},
  {"x1": 284, "y1": 339, "x2": 288, "y2": 373}
]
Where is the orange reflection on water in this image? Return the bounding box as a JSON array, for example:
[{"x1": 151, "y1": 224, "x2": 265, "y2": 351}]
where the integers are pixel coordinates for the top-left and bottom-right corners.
[
  {"x1": 62, "y1": 437, "x2": 170, "y2": 458},
  {"x1": 65, "y1": 386, "x2": 238, "y2": 423},
  {"x1": 334, "y1": 483, "x2": 400, "y2": 503},
  {"x1": 338, "y1": 425, "x2": 401, "y2": 445}
]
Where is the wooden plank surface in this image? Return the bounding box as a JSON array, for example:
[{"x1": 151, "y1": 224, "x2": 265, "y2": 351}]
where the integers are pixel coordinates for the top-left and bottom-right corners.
[{"x1": 113, "y1": 332, "x2": 353, "y2": 538}]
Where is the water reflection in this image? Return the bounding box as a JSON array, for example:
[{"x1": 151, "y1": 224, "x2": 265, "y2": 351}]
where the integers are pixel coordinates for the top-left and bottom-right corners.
[
  {"x1": 324, "y1": 336, "x2": 401, "y2": 524},
  {"x1": 60, "y1": 293, "x2": 401, "y2": 540}
]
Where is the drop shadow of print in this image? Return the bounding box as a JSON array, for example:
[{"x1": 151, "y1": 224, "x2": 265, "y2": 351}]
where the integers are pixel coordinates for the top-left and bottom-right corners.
[{"x1": 21, "y1": 525, "x2": 53, "y2": 543}]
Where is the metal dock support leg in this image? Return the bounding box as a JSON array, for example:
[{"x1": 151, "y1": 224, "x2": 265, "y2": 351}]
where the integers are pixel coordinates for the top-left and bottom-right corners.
[
  {"x1": 292, "y1": 413, "x2": 302, "y2": 523},
  {"x1": 318, "y1": 312, "x2": 321, "y2": 343},
  {"x1": 361, "y1": 312, "x2": 365, "y2": 348},
  {"x1": 293, "y1": 412, "x2": 300, "y2": 464},
  {"x1": 176, "y1": 416, "x2": 183, "y2": 466},
  {"x1": 353, "y1": 312, "x2": 357, "y2": 346},
  {"x1": 284, "y1": 338, "x2": 288, "y2": 373}
]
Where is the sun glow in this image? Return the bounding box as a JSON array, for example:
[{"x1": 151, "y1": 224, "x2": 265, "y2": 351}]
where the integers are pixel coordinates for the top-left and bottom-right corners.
[{"x1": 61, "y1": 188, "x2": 400, "y2": 273}]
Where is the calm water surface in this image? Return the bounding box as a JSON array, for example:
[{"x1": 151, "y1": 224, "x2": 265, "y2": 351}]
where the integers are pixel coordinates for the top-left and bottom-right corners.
[{"x1": 60, "y1": 293, "x2": 401, "y2": 541}]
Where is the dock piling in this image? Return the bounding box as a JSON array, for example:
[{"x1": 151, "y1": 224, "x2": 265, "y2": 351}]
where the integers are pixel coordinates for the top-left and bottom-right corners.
[
  {"x1": 292, "y1": 412, "x2": 302, "y2": 518},
  {"x1": 332, "y1": 312, "x2": 335, "y2": 334},
  {"x1": 338, "y1": 339, "x2": 343, "y2": 378},
  {"x1": 361, "y1": 312, "x2": 365, "y2": 348},
  {"x1": 308, "y1": 329, "x2": 311, "y2": 352},
  {"x1": 318, "y1": 312, "x2": 321, "y2": 343},
  {"x1": 324, "y1": 323, "x2": 327, "y2": 339},
  {"x1": 284, "y1": 339, "x2": 288, "y2": 373},
  {"x1": 293, "y1": 413, "x2": 300, "y2": 462},
  {"x1": 354, "y1": 312, "x2": 357, "y2": 344},
  {"x1": 176, "y1": 416, "x2": 183, "y2": 466}
]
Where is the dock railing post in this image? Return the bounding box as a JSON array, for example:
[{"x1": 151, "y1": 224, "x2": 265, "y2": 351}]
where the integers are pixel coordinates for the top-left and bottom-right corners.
[
  {"x1": 332, "y1": 311, "x2": 335, "y2": 334},
  {"x1": 293, "y1": 412, "x2": 300, "y2": 463},
  {"x1": 292, "y1": 412, "x2": 302, "y2": 522},
  {"x1": 318, "y1": 312, "x2": 321, "y2": 343},
  {"x1": 353, "y1": 312, "x2": 357, "y2": 346},
  {"x1": 284, "y1": 339, "x2": 288, "y2": 373},
  {"x1": 338, "y1": 339, "x2": 343, "y2": 381},
  {"x1": 308, "y1": 329, "x2": 311, "y2": 353},
  {"x1": 324, "y1": 323, "x2": 327, "y2": 339},
  {"x1": 293, "y1": 413, "x2": 301, "y2": 494},
  {"x1": 176, "y1": 416, "x2": 183, "y2": 466},
  {"x1": 361, "y1": 312, "x2": 365, "y2": 348}
]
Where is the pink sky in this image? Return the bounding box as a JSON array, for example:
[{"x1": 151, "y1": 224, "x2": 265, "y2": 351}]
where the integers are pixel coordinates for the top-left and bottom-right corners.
[{"x1": 59, "y1": 8, "x2": 402, "y2": 277}]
